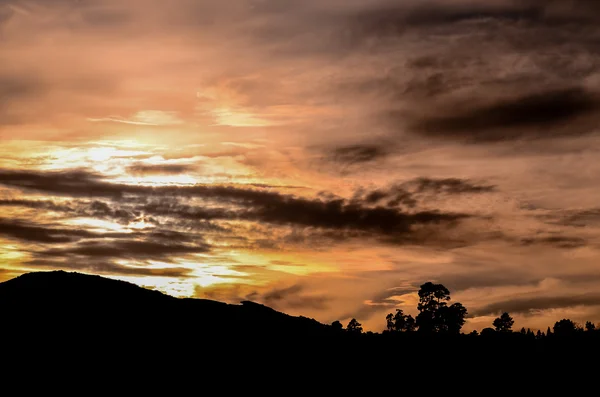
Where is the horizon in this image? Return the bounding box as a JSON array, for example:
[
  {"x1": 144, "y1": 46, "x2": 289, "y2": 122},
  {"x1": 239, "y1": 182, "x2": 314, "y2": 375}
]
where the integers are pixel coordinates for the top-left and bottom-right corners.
[
  {"x1": 0, "y1": 269, "x2": 582, "y2": 334},
  {"x1": 1, "y1": 0, "x2": 600, "y2": 333}
]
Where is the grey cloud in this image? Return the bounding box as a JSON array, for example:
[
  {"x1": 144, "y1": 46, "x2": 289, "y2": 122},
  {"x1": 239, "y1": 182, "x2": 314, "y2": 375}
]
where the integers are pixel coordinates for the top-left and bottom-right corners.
[
  {"x1": 474, "y1": 293, "x2": 600, "y2": 316},
  {"x1": 126, "y1": 163, "x2": 197, "y2": 176},
  {"x1": 520, "y1": 235, "x2": 587, "y2": 249},
  {"x1": 351, "y1": 177, "x2": 494, "y2": 209},
  {"x1": 407, "y1": 87, "x2": 600, "y2": 143},
  {"x1": 348, "y1": 0, "x2": 600, "y2": 42},
  {"x1": 0, "y1": 199, "x2": 76, "y2": 213},
  {"x1": 262, "y1": 284, "x2": 329, "y2": 310},
  {"x1": 0, "y1": 168, "x2": 470, "y2": 244},
  {"x1": 435, "y1": 271, "x2": 540, "y2": 292},
  {"x1": 0, "y1": 218, "x2": 96, "y2": 243},
  {"x1": 407, "y1": 177, "x2": 496, "y2": 195},
  {"x1": 544, "y1": 209, "x2": 600, "y2": 228},
  {"x1": 25, "y1": 258, "x2": 194, "y2": 278},
  {"x1": 329, "y1": 144, "x2": 389, "y2": 165},
  {"x1": 39, "y1": 239, "x2": 210, "y2": 260}
]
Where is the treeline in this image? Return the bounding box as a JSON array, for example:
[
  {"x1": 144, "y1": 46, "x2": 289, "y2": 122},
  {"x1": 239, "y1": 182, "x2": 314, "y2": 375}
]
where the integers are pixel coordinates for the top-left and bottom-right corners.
[{"x1": 332, "y1": 282, "x2": 599, "y2": 338}]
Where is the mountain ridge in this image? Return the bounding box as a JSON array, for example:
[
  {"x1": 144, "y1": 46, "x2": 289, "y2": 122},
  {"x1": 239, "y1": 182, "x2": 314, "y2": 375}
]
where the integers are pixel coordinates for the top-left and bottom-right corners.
[{"x1": 0, "y1": 270, "x2": 330, "y2": 340}]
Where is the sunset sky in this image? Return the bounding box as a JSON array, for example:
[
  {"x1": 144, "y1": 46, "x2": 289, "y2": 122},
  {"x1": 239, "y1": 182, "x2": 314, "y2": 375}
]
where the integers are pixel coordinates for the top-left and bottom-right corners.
[{"x1": 1, "y1": 0, "x2": 600, "y2": 332}]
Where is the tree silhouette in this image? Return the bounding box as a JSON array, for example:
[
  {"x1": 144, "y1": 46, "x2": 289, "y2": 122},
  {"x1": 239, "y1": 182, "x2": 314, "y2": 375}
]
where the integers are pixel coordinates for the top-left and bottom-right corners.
[
  {"x1": 331, "y1": 320, "x2": 343, "y2": 331},
  {"x1": 536, "y1": 330, "x2": 543, "y2": 339},
  {"x1": 347, "y1": 318, "x2": 363, "y2": 334},
  {"x1": 386, "y1": 309, "x2": 415, "y2": 332},
  {"x1": 442, "y1": 303, "x2": 467, "y2": 334},
  {"x1": 417, "y1": 282, "x2": 450, "y2": 312},
  {"x1": 415, "y1": 282, "x2": 467, "y2": 334},
  {"x1": 585, "y1": 321, "x2": 596, "y2": 332},
  {"x1": 526, "y1": 328, "x2": 534, "y2": 337},
  {"x1": 480, "y1": 327, "x2": 495, "y2": 336},
  {"x1": 492, "y1": 312, "x2": 514, "y2": 332},
  {"x1": 553, "y1": 319, "x2": 578, "y2": 336}
]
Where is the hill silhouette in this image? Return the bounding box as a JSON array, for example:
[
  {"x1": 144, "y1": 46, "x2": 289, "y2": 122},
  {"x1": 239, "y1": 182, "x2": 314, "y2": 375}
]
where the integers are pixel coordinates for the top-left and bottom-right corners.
[
  {"x1": 0, "y1": 271, "x2": 596, "y2": 382},
  {"x1": 0, "y1": 271, "x2": 329, "y2": 340}
]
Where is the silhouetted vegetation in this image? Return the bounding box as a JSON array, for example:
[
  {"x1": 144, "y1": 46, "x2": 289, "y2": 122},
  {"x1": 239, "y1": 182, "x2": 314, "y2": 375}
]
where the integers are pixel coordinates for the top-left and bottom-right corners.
[
  {"x1": 2, "y1": 271, "x2": 600, "y2": 372},
  {"x1": 493, "y1": 312, "x2": 514, "y2": 332}
]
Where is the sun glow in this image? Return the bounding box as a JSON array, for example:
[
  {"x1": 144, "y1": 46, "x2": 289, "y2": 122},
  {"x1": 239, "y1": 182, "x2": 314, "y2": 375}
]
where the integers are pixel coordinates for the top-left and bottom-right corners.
[
  {"x1": 65, "y1": 218, "x2": 131, "y2": 233},
  {"x1": 104, "y1": 259, "x2": 249, "y2": 297}
]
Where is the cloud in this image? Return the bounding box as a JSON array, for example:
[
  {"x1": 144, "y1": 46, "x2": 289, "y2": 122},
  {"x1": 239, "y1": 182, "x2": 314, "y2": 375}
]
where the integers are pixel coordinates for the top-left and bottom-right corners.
[
  {"x1": 25, "y1": 258, "x2": 194, "y2": 278},
  {"x1": 262, "y1": 284, "x2": 329, "y2": 310},
  {"x1": 348, "y1": 1, "x2": 600, "y2": 42},
  {"x1": 0, "y1": 199, "x2": 76, "y2": 213},
  {"x1": 88, "y1": 110, "x2": 185, "y2": 126},
  {"x1": 0, "y1": 168, "x2": 470, "y2": 244},
  {"x1": 520, "y1": 235, "x2": 587, "y2": 249},
  {"x1": 126, "y1": 163, "x2": 196, "y2": 176},
  {"x1": 352, "y1": 185, "x2": 417, "y2": 208},
  {"x1": 543, "y1": 208, "x2": 600, "y2": 228},
  {"x1": 406, "y1": 177, "x2": 496, "y2": 195},
  {"x1": 351, "y1": 177, "x2": 494, "y2": 209},
  {"x1": 329, "y1": 144, "x2": 389, "y2": 164},
  {"x1": 38, "y1": 239, "x2": 209, "y2": 260},
  {"x1": 0, "y1": 218, "x2": 96, "y2": 243},
  {"x1": 407, "y1": 87, "x2": 600, "y2": 143},
  {"x1": 474, "y1": 293, "x2": 600, "y2": 316}
]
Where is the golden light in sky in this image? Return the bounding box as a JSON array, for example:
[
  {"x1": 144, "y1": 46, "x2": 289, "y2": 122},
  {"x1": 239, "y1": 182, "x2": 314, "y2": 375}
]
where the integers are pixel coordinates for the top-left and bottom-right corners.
[{"x1": 2, "y1": 0, "x2": 600, "y2": 333}]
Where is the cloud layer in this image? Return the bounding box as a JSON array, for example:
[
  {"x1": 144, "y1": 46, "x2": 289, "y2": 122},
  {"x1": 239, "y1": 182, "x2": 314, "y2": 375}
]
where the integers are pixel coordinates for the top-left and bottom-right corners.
[{"x1": 1, "y1": 0, "x2": 600, "y2": 332}]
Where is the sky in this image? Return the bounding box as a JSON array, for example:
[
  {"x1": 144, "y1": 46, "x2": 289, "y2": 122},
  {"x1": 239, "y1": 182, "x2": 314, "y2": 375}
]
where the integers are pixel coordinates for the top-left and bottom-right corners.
[{"x1": 1, "y1": 0, "x2": 600, "y2": 332}]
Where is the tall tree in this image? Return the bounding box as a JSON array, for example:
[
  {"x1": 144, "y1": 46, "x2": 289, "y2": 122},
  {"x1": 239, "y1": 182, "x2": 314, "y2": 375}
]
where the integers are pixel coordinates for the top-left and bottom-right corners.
[
  {"x1": 347, "y1": 318, "x2": 363, "y2": 334},
  {"x1": 415, "y1": 282, "x2": 467, "y2": 334},
  {"x1": 492, "y1": 312, "x2": 514, "y2": 332},
  {"x1": 442, "y1": 303, "x2": 467, "y2": 334}
]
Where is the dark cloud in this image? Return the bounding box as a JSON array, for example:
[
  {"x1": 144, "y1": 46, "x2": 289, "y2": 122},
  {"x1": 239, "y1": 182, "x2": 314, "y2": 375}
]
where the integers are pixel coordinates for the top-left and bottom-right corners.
[
  {"x1": 262, "y1": 284, "x2": 329, "y2": 310},
  {"x1": 436, "y1": 271, "x2": 540, "y2": 292},
  {"x1": 407, "y1": 87, "x2": 600, "y2": 143},
  {"x1": 0, "y1": 198, "x2": 144, "y2": 224},
  {"x1": 352, "y1": 185, "x2": 417, "y2": 209},
  {"x1": 349, "y1": 0, "x2": 600, "y2": 42},
  {"x1": 520, "y1": 235, "x2": 587, "y2": 249},
  {"x1": 335, "y1": 0, "x2": 600, "y2": 150},
  {"x1": 126, "y1": 163, "x2": 197, "y2": 176},
  {"x1": 0, "y1": 169, "x2": 124, "y2": 198},
  {"x1": 25, "y1": 258, "x2": 194, "y2": 278},
  {"x1": 39, "y1": 239, "x2": 209, "y2": 260},
  {"x1": 544, "y1": 209, "x2": 600, "y2": 228},
  {"x1": 0, "y1": 199, "x2": 75, "y2": 213},
  {"x1": 474, "y1": 293, "x2": 600, "y2": 316},
  {"x1": 0, "y1": 168, "x2": 470, "y2": 243},
  {"x1": 350, "y1": 177, "x2": 494, "y2": 209},
  {"x1": 407, "y1": 177, "x2": 496, "y2": 195},
  {"x1": 0, "y1": 218, "x2": 96, "y2": 243},
  {"x1": 329, "y1": 144, "x2": 389, "y2": 164},
  {"x1": 349, "y1": 2, "x2": 541, "y2": 41}
]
